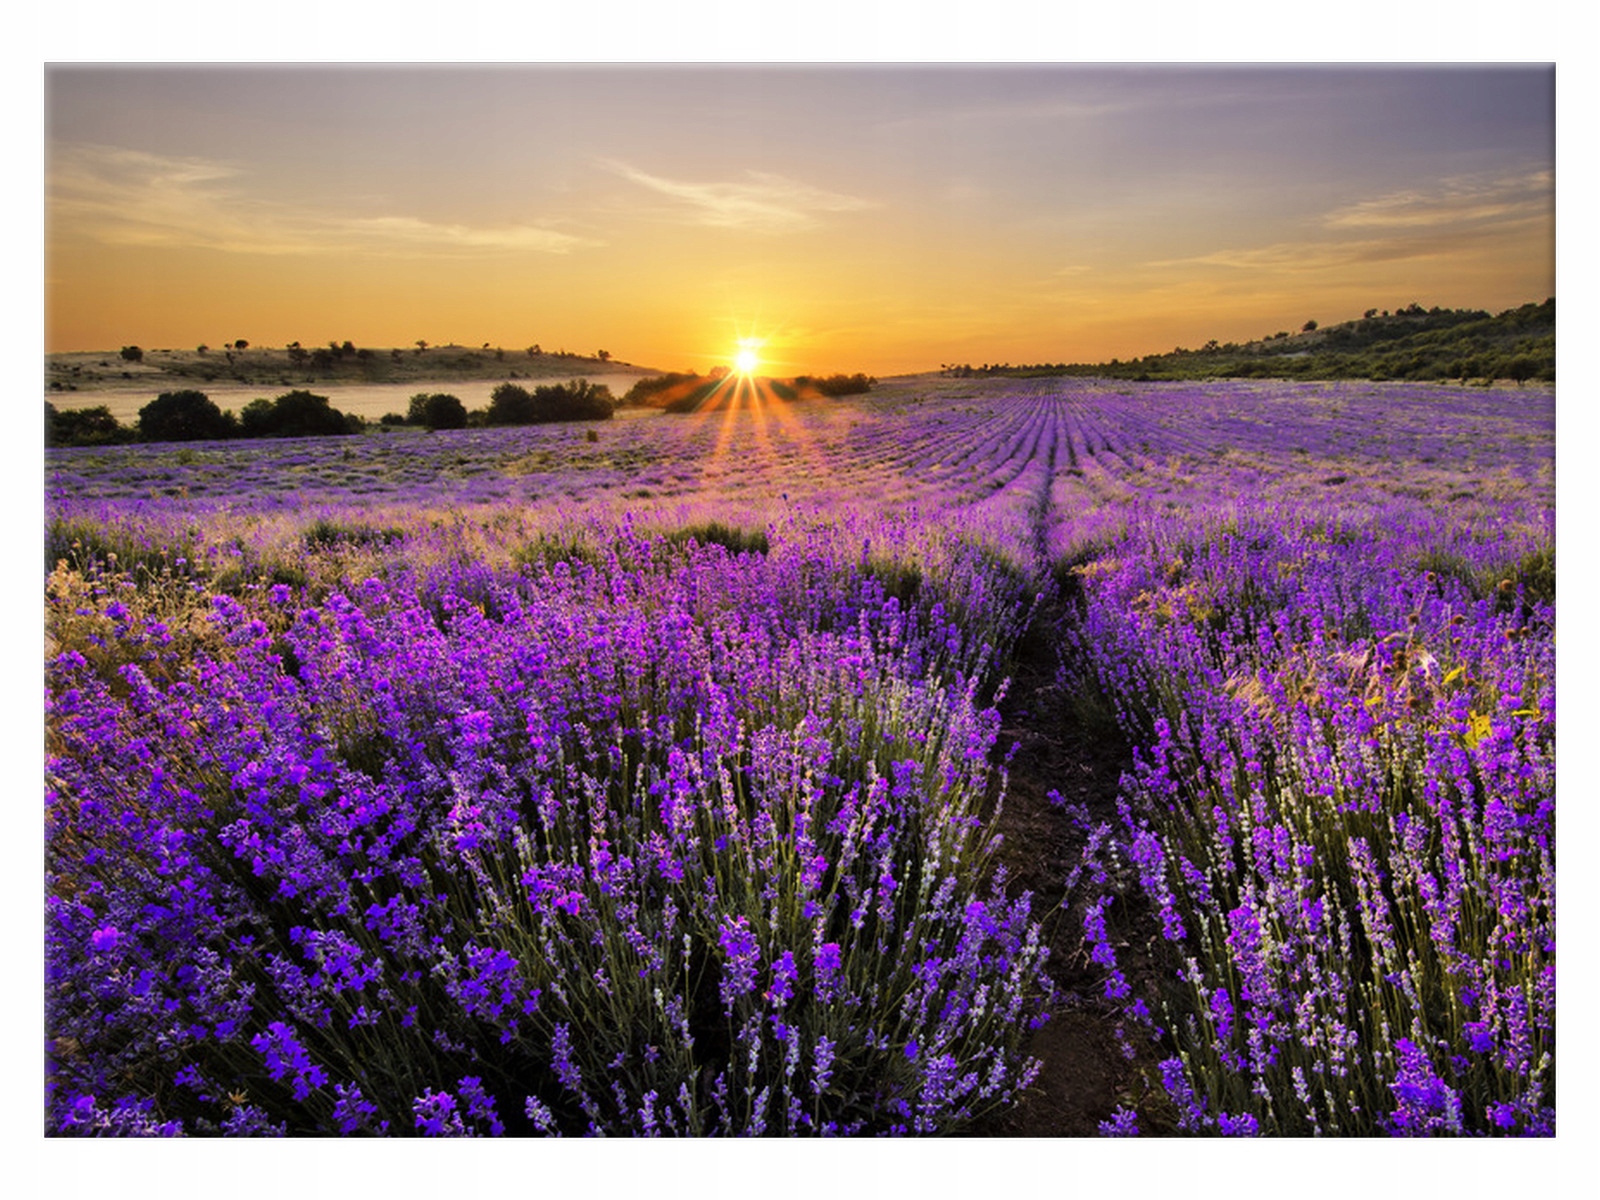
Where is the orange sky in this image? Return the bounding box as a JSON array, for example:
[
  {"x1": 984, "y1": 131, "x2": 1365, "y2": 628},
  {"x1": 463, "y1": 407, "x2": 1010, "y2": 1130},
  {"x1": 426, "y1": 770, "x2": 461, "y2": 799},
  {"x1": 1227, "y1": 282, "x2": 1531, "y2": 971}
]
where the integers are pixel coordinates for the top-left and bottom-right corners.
[{"x1": 45, "y1": 66, "x2": 1554, "y2": 376}]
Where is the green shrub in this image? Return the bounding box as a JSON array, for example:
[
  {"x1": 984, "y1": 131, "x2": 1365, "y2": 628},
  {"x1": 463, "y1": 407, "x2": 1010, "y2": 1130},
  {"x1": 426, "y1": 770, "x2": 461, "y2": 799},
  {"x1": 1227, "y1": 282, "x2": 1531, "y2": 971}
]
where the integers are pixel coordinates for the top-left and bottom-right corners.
[
  {"x1": 665, "y1": 522, "x2": 771, "y2": 557},
  {"x1": 138, "y1": 390, "x2": 236, "y2": 443}
]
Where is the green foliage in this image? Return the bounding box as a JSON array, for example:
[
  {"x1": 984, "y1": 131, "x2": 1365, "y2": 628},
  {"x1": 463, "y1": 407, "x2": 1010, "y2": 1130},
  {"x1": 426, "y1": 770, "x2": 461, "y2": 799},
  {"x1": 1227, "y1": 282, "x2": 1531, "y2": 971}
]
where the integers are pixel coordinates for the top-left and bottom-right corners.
[
  {"x1": 137, "y1": 390, "x2": 236, "y2": 442},
  {"x1": 45, "y1": 516, "x2": 201, "y2": 581},
  {"x1": 409, "y1": 392, "x2": 468, "y2": 431},
  {"x1": 487, "y1": 383, "x2": 539, "y2": 425},
  {"x1": 302, "y1": 519, "x2": 405, "y2": 550},
  {"x1": 664, "y1": 522, "x2": 771, "y2": 557},
  {"x1": 663, "y1": 380, "x2": 725, "y2": 413},
  {"x1": 239, "y1": 390, "x2": 358, "y2": 439},
  {"x1": 797, "y1": 373, "x2": 876, "y2": 397},
  {"x1": 973, "y1": 299, "x2": 1555, "y2": 383},
  {"x1": 624, "y1": 372, "x2": 707, "y2": 407},
  {"x1": 488, "y1": 380, "x2": 616, "y2": 425},
  {"x1": 45, "y1": 403, "x2": 134, "y2": 448},
  {"x1": 511, "y1": 531, "x2": 607, "y2": 573},
  {"x1": 862, "y1": 556, "x2": 922, "y2": 606},
  {"x1": 1413, "y1": 544, "x2": 1556, "y2": 615}
]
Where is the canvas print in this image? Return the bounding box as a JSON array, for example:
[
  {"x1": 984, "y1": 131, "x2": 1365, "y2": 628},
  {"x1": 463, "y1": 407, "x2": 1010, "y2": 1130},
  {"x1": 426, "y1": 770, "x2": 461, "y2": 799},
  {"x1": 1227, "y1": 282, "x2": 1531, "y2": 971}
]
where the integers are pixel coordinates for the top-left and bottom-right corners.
[{"x1": 43, "y1": 65, "x2": 1554, "y2": 1137}]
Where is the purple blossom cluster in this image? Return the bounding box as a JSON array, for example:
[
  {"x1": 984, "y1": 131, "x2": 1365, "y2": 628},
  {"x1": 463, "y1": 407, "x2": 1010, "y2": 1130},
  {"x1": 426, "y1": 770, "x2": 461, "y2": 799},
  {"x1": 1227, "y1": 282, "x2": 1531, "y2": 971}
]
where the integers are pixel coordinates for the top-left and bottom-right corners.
[
  {"x1": 1065, "y1": 507, "x2": 1554, "y2": 1135},
  {"x1": 46, "y1": 514, "x2": 1048, "y2": 1136},
  {"x1": 45, "y1": 374, "x2": 1554, "y2": 1136}
]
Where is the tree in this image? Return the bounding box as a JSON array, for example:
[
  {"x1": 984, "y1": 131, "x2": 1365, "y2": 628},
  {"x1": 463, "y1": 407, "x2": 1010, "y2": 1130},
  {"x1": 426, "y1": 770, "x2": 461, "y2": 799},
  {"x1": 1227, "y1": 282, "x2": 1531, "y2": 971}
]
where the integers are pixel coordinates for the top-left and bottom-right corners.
[
  {"x1": 138, "y1": 390, "x2": 235, "y2": 442},
  {"x1": 234, "y1": 339, "x2": 249, "y2": 351},
  {"x1": 487, "y1": 382, "x2": 538, "y2": 425},
  {"x1": 487, "y1": 380, "x2": 614, "y2": 425},
  {"x1": 542, "y1": 379, "x2": 615, "y2": 421},
  {"x1": 418, "y1": 393, "x2": 467, "y2": 430},
  {"x1": 596, "y1": 349, "x2": 611, "y2": 363},
  {"x1": 239, "y1": 398, "x2": 276, "y2": 436},
  {"x1": 415, "y1": 339, "x2": 429, "y2": 354},
  {"x1": 240, "y1": 390, "x2": 355, "y2": 438},
  {"x1": 1302, "y1": 319, "x2": 1319, "y2": 332},
  {"x1": 196, "y1": 344, "x2": 209, "y2": 355},
  {"x1": 46, "y1": 403, "x2": 131, "y2": 447},
  {"x1": 120, "y1": 346, "x2": 143, "y2": 363}
]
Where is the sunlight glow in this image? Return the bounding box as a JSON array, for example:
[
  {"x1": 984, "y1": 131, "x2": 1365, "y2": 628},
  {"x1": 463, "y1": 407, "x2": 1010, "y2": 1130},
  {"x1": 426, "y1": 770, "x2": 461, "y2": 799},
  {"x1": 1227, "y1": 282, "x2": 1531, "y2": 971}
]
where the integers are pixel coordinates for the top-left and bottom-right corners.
[{"x1": 734, "y1": 340, "x2": 761, "y2": 376}]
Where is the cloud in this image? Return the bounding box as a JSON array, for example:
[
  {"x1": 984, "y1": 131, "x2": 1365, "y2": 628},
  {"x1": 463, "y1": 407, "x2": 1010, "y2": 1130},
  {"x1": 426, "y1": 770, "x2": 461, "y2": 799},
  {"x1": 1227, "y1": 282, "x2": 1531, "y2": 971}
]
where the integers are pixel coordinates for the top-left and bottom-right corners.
[
  {"x1": 601, "y1": 160, "x2": 874, "y2": 233},
  {"x1": 49, "y1": 143, "x2": 598, "y2": 256},
  {"x1": 1146, "y1": 169, "x2": 1551, "y2": 275},
  {"x1": 1149, "y1": 227, "x2": 1536, "y2": 274},
  {"x1": 1322, "y1": 170, "x2": 1552, "y2": 231}
]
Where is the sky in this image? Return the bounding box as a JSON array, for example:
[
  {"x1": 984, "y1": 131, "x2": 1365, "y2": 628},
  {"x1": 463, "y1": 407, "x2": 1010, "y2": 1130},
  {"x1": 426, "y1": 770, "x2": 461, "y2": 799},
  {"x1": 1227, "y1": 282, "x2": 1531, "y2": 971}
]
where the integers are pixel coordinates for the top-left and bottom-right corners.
[{"x1": 44, "y1": 65, "x2": 1554, "y2": 375}]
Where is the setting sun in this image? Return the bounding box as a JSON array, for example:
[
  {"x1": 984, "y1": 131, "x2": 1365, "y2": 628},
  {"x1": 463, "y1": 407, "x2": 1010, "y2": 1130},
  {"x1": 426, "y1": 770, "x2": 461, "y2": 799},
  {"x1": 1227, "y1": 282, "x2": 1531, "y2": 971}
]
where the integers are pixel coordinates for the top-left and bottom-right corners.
[{"x1": 733, "y1": 343, "x2": 760, "y2": 375}]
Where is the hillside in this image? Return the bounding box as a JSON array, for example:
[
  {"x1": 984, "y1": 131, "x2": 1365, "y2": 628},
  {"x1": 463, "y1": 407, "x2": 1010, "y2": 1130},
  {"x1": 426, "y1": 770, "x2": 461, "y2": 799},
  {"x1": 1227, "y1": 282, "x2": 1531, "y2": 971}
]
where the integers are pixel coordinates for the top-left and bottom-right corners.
[
  {"x1": 946, "y1": 298, "x2": 1555, "y2": 384},
  {"x1": 46, "y1": 342, "x2": 659, "y2": 398}
]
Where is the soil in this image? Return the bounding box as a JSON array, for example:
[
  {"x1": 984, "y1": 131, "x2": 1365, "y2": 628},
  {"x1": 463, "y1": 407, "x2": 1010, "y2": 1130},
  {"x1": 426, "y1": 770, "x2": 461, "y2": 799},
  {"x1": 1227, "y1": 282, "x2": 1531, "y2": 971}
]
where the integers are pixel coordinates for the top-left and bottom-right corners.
[{"x1": 969, "y1": 597, "x2": 1172, "y2": 1137}]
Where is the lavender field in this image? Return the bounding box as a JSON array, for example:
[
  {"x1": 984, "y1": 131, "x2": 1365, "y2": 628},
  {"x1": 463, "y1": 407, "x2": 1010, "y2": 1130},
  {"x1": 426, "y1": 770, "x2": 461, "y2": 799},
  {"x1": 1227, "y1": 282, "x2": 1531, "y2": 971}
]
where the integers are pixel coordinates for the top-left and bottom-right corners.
[{"x1": 44, "y1": 376, "x2": 1555, "y2": 1136}]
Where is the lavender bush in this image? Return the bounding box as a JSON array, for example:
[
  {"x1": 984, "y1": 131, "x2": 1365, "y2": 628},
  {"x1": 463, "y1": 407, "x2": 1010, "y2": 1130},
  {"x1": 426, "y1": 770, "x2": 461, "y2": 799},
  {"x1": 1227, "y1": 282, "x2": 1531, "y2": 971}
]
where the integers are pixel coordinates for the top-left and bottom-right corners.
[
  {"x1": 46, "y1": 376, "x2": 1554, "y2": 1135},
  {"x1": 1065, "y1": 512, "x2": 1553, "y2": 1135},
  {"x1": 46, "y1": 519, "x2": 1046, "y2": 1135}
]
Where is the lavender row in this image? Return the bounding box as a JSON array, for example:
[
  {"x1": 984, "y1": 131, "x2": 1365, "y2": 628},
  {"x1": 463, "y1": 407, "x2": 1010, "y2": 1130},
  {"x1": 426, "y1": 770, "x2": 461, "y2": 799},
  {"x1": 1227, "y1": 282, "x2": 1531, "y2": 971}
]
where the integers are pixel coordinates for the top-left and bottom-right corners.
[
  {"x1": 47, "y1": 519, "x2": 1051, "y2": 1136},
  {"x1": 45, "y1": 375, "x2": 1555, "y2": 1136},
  {"x1": 1064, "y1": 508, "x2": 1554, "y2": 1135}
]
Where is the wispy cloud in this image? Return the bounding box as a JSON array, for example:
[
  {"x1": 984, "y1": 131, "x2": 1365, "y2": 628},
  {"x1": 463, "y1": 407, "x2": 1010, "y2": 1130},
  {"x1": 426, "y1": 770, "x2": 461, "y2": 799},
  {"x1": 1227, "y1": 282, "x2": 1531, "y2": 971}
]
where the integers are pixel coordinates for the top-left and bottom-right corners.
[
  {"x1": 49, "y1": 144, "x2": 598, "y2": 256},
  {"x1": 601, "y1": 160, "x2": 874, "y2": 234},
  {"x1": 1322, "y1": 170, "x2": 1551, "y2": 231},
  {"x1": 1149, "y1": 228, "x2": 1535, "y2": 274},
  {"x1": 1147, "y1": 169, "x2": 1551, "y2": 275}
]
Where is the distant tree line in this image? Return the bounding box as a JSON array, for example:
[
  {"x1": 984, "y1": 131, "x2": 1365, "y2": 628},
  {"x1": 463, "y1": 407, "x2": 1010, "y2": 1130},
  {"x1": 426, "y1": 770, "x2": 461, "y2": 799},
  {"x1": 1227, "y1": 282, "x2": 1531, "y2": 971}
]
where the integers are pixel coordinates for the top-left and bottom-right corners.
[
  {"x1": 620, "y1": 370, "x2": 875, "y2": 413},
  {"x1": 46, "y1": 389, "x2": 362, "y2": 448},
  {"x1": 795, "y1": 372, "x2": 875, "y2": 397},
  {"x1": 947, "y1": 299, "x2": 1555, "y2": 384},
  {"x1": 48, "y1": 378, "x2": 624, "y2": 447},
  {"x1": 130, "y1": 338, "x2": 619, "y2": 390},
  {"x1": 381, "y1": 380, "x2": 617, "y2": 430}
]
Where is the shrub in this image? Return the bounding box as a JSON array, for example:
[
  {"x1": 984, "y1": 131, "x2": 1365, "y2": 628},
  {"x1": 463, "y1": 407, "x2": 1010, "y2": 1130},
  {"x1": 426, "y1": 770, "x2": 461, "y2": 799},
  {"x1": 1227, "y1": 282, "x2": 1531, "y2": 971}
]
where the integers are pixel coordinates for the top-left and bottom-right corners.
[
  {"x1": 137, "y1": 390, "x2": 236, "y2": 443},
  {"x1": 488, "y1": 380, "x2": 615, "y2": 425},
  {"x1": 1068, "y1": 517, "x2": 1555, "y2": 1136},
  {"x1": 625, "y1": 372, "x2": 703, "y2": 407},
  {"x1": 46, "y1": 403, "x2": 133, "y2": 448},
  {"x1": 45, "y1": 525, "x2": 1049, "y2": 1136},
  {"x1": 664, "y1": 521, "x2": 771, "y2": 557},
  {"x1": 487, "y1": 382, "x2": 538, "y2": 426},
  {"x1": 797, "y1": 373, "x2": 875, "y2": 398},
  {"x1": 302, "y1": 519, "x2": 405, "y2": 550},
  {"x1": 408, "y1": 393, "x2": 468, "y2": 431},
  {"x1": 239, "y1": 391, "x2": 356, "y2": 439}
]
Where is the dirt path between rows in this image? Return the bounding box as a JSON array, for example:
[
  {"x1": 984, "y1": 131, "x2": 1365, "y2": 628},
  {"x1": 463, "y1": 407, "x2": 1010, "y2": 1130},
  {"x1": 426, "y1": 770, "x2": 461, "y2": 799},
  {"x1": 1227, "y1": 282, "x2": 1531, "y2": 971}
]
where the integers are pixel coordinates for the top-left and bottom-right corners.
[{"x1": 970, "y1": 595, "x2": 1168, "y2": 1137}]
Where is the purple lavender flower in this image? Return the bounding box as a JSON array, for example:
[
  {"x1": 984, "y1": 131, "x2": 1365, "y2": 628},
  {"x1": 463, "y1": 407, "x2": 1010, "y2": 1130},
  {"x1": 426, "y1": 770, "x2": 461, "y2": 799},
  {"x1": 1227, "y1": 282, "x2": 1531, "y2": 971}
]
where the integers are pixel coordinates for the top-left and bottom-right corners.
[
  {"x1": 1098, "y1": 1106, "x2": 1141, "y2": 1137},
  {"x1": 413, "y1": 1089, "x2": 466, "y2": 1137},
  {"x1": 717, "y1": 915, "x2": 761, "y2": 1011}
]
